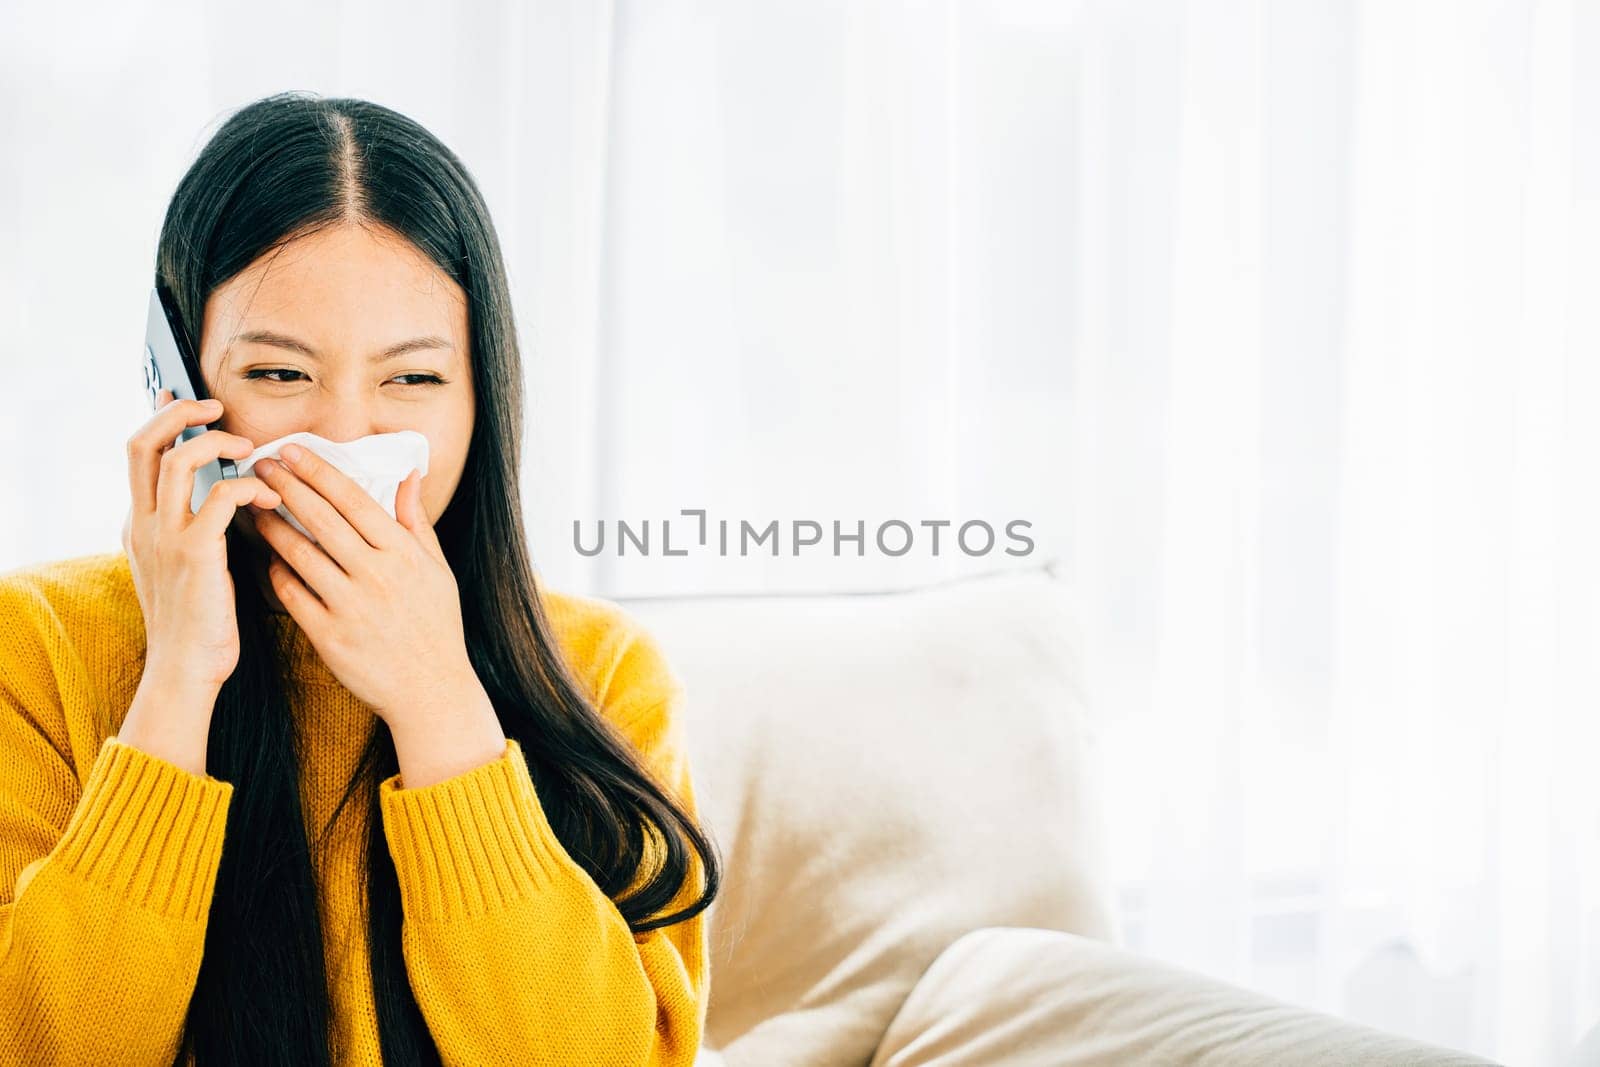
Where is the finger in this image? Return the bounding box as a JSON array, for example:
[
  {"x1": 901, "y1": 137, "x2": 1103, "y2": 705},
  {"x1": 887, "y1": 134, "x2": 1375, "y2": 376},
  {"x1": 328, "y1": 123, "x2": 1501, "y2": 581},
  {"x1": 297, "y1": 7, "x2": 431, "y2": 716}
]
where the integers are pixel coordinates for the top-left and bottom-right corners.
[
  {"x1": 128, "y1": 390, "x2": 226, "y2": 515},
  {"x1": 396, "y1": 469, "x2": 422, "y2": 528},
  {"x1": 191, "y1": 476, "x2": 282, "y2": 542},
  {"x1": 251, "y1": 503, "x2": 351, "y2": 604},
  {"x1": 157, "y1": 428, "x2": 259, "y2": 530},
  {"x1": 267, "y1": 548, "x2": 333, "y2": 626},
  {"x1": 254, "y1": 457, "x2": 375, "y2": 577},
  {"x1": 129, "y1": 389, "x2": 220, "y2": 501},
  {"x1": 269, "y1": 446, "x2": 404, "y2": 554},
  {"x1": 398, "y1": 470, "x2": 445, "y2": 563}
]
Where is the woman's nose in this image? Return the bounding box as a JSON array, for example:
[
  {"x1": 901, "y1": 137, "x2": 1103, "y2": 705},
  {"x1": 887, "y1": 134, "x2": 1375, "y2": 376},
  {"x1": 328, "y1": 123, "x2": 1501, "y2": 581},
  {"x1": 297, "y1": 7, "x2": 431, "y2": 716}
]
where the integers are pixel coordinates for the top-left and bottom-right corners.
[{"x1": 309, "y1": 414, "x2": 386, "y2": 444}]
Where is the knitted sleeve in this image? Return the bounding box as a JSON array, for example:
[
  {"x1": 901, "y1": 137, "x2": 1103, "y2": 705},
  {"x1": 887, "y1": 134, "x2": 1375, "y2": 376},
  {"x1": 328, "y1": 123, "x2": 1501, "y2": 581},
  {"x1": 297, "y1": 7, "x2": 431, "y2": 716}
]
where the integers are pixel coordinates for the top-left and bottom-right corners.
[
  {"x1": 376, "y1": 619, "x2": 710, "y2": 1066},
  {"x1": 0, "y1": 576, "x2": 233, "y2": 1066}
]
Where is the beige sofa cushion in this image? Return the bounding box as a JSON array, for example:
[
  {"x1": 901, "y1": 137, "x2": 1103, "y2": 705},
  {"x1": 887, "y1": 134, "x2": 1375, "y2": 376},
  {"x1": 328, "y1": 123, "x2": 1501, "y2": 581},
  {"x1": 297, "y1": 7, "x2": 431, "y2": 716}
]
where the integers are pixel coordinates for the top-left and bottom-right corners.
[
  {"x1": 621, "y1": 566, "x2": 1118, "y2": 1066},
  {"x1": 871, "y1": 927, "x2": 1500, "y2": 1066}
]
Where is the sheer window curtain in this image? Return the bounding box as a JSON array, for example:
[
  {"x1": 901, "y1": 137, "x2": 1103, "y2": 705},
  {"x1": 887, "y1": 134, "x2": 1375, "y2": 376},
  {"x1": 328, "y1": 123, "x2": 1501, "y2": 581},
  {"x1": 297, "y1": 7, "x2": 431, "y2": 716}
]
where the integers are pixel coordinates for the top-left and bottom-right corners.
[{"x1": 1, "y1": 1, "x2": 1594, "y2": 1063}]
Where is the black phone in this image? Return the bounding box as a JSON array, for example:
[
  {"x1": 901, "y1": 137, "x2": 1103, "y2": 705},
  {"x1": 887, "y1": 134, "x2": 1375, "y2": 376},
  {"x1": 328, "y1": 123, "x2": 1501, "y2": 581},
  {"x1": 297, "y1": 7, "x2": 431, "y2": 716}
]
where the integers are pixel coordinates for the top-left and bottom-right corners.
[{"x1": 142, "y1": 283, "x2": 235, "y2": 511}]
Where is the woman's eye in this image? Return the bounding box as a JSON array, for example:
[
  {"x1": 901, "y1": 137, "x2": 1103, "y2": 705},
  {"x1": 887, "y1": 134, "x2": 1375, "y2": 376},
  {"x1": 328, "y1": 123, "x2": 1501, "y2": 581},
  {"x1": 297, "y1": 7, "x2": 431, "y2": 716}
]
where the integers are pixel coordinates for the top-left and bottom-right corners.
[{"x1": 243, "y1": 370, "x2": 444, "y2": 386}]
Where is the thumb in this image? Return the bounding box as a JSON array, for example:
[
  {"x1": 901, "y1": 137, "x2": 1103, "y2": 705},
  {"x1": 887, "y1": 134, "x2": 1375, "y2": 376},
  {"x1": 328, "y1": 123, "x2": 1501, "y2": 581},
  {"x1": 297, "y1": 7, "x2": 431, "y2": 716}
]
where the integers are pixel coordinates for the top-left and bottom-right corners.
[
  {"x1": 397, "y1": 470, "x2": 428, "y2": 531},
  {"x1": 398, "y1": 470, "x2": 447, "y2": 562}
]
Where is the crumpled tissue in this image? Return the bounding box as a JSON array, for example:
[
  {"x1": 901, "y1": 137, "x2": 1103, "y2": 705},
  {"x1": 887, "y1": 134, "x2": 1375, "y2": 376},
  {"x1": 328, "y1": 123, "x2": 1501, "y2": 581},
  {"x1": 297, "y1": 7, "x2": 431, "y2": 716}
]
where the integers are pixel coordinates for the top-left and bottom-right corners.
[{"x1": 196, "y1": 429, "x2": 431, "y2": 546}]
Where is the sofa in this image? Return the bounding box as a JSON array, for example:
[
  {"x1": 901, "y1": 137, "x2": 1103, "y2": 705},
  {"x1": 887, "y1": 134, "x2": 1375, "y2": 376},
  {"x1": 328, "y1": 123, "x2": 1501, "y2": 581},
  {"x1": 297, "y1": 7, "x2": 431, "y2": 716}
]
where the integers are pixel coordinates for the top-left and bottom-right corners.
[{"x1": 617, "y1": 564, "x2": 1501, "y2": 1066}]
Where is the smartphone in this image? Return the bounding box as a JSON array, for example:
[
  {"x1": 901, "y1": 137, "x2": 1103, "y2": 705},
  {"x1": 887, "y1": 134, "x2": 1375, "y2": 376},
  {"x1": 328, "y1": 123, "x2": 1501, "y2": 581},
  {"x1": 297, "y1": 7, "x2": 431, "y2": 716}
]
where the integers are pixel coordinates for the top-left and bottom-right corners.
[{"x1": 142, "y1": 284, "x2": 235, "y2": 513}]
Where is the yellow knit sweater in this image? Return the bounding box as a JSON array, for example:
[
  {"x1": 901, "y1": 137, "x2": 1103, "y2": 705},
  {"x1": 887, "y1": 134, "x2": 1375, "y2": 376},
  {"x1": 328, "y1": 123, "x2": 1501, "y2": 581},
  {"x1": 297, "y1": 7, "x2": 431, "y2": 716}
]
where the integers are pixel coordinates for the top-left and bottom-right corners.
[{"x1": 0, "y1": 550, "x2": 709, "y2": 1066}]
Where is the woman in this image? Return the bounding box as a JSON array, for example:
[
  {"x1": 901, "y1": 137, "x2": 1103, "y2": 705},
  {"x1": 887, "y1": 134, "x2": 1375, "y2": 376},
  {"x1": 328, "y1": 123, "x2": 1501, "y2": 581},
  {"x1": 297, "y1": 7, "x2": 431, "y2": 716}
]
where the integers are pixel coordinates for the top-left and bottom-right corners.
[{"x1": 0, "y1": 91, "x2": 720, "y2": 1066}]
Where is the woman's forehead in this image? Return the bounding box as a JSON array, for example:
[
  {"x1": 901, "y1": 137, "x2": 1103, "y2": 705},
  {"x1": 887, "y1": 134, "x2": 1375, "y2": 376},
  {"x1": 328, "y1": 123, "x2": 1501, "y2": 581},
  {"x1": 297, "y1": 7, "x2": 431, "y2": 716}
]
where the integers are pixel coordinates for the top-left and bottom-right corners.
[{"x1": 202, "y1": 223, "x2": 468, "y2": 367}]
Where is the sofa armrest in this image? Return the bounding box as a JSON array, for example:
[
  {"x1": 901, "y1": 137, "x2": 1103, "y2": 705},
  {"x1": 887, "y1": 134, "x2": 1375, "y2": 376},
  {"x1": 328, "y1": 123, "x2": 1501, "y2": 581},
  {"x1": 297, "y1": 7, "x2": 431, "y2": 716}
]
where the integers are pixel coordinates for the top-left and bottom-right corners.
[{"x1": 869, "y1": 927, "x2": 1501, "y2": 1067}]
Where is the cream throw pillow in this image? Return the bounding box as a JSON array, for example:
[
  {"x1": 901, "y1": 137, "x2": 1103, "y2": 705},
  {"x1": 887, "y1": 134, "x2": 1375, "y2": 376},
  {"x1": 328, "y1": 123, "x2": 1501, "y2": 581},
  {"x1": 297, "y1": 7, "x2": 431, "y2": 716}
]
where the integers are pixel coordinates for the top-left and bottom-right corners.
[{"x1": 622, "y1": 566, "x2": 1118, "y2": 1066}]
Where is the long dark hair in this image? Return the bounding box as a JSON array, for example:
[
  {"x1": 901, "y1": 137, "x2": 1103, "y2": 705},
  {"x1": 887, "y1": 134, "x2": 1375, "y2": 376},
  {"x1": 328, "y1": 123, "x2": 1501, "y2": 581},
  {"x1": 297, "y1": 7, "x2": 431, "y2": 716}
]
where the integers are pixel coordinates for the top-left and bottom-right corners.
[{"x1": 156, "y1": 91, "x2": 720, "y2": 1066}]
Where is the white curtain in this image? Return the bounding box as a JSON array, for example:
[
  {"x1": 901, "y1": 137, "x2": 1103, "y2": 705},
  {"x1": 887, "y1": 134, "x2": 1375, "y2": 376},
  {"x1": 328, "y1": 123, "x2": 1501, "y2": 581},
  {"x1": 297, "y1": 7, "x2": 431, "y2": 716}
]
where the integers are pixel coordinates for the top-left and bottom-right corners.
[{"x1": 2, "y1": 1, "x2": 1595, "y2": 1062}]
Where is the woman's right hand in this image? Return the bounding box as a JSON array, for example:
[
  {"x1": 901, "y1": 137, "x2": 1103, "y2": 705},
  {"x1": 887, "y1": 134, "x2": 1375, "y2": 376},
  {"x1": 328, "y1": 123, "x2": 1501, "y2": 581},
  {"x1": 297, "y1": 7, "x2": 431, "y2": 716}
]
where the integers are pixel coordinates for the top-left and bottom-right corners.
[{"x1": 122, "y1": 387, "x2": 281, "y2": 704}]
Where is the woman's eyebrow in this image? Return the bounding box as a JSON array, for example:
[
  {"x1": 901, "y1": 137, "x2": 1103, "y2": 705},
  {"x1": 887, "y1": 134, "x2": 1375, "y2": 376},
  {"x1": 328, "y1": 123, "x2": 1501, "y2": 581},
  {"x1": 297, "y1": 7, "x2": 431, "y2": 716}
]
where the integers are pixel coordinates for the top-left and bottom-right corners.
[{"x1": 234, "y1": 329, "x2": 453, "y2": 362}]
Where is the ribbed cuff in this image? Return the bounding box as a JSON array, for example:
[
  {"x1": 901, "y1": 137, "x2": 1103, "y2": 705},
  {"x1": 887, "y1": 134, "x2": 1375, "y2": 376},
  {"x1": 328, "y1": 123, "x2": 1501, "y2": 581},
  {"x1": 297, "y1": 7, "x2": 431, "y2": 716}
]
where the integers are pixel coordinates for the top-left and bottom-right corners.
[
  {"x1": 379, "y1": 738, "x2": 584, "y2": 922},
  {"x1": 53, "y1": 736, "x2": 234, "y2": 922}
]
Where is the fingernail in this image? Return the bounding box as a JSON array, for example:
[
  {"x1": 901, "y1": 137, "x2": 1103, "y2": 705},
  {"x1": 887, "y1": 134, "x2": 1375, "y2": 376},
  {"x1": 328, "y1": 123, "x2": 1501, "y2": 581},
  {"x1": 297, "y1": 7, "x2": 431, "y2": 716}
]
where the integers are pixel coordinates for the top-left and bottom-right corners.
[{"x1": 280, "y1": 444, "x2": 304, "y2": 463}]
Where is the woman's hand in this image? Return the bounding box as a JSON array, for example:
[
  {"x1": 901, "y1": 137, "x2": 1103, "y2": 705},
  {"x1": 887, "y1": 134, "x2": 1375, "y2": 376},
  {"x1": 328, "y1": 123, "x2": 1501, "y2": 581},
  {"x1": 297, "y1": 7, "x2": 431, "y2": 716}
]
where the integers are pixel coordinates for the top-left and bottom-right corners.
[
  {"x1": 121, "y1": 388, "x2": 282, "y2": 772},
  {"x1": 249, "y1": 445, "x2": 503, "y2": 784}
]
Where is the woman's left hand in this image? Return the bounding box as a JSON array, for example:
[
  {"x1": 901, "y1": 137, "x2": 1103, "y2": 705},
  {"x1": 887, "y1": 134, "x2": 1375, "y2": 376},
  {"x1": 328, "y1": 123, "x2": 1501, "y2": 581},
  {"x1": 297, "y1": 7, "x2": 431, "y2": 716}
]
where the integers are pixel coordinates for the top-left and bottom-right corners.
[{"x1": 250, "y1": 444, "x2": 481, "y2": 727}]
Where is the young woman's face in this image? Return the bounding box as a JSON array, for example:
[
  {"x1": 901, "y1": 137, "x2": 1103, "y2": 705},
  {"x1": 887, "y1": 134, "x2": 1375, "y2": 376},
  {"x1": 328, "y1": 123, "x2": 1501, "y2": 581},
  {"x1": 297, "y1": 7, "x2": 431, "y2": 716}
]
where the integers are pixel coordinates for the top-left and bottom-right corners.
[{"x1": 198, "y1": 221, "x2": 475, "y2": 554}]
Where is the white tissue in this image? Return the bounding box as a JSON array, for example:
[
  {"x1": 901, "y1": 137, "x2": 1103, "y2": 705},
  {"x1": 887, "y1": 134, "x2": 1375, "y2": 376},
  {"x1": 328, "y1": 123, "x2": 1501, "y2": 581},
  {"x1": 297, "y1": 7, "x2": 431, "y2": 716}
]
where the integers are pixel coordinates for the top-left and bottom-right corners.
[{"x1": 203, "y1": 430, "x2": 431, "y2": 545}]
